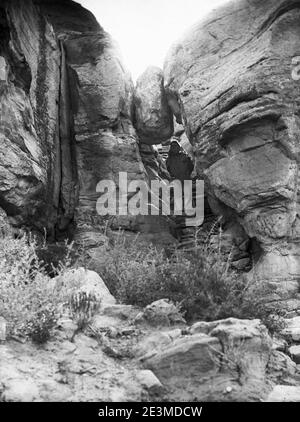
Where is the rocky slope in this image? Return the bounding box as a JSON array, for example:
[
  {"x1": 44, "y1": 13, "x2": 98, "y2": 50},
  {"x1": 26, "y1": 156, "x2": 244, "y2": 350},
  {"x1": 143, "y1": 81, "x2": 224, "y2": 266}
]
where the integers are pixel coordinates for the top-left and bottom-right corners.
[
  {"x1": 163, "y1": 0, "x2": 300, "y2": 308},
  {"x1": 1, "y1": 269, "x2": 300, "y2": 402}
]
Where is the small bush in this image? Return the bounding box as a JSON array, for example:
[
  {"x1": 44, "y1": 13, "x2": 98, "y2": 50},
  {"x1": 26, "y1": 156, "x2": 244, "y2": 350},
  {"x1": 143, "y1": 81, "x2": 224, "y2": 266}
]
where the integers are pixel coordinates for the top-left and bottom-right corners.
[
  {"x1": 25, "y1": 306, "x2": 57, "y2": 344},
  {"x1": 0, "y1": 233, "x2": 77, "y2": 342},
  {"x1": 69, "y1": 290, "x2": 99, "y2": 332}
]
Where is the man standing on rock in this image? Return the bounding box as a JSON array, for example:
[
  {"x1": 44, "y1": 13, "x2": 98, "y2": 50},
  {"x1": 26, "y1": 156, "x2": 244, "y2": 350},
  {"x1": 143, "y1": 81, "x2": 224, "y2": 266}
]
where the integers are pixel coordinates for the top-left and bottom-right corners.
[{"x1": 166, "y1": 140, "x2": 195, "y2": 220}]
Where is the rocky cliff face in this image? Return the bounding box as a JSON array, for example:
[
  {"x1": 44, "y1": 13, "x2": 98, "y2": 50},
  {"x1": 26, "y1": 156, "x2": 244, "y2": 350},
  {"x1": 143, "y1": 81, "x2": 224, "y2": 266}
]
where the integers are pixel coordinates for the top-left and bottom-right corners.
[
  {"x1": 0, "y1": 0, "x2": 61, "y2": 233},
  {"x1": 38, "y1": 0, "x2": 150, "y2": 241},
  {"x1": 0, "y1": 0, "x2": 174, "y2": 247},
  {"x1": 163, "y1": 0, "x2": 300, "y2": 308}
]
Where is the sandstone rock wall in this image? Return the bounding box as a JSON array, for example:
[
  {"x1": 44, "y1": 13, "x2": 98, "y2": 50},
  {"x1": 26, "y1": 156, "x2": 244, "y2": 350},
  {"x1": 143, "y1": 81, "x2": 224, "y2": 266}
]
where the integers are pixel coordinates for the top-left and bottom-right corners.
[
  {"x1": 163, "y1": 0, "x2": 300, "y2": 306},
  {"x1": 0, "y1": 0, "x2": 61, "y2": 232},
  {"x1": 0, "y1": 0, "x2": 174, "y2": 246},
  {"x1": 39, "y1": 0, "x2": 148, "y2": 239}
]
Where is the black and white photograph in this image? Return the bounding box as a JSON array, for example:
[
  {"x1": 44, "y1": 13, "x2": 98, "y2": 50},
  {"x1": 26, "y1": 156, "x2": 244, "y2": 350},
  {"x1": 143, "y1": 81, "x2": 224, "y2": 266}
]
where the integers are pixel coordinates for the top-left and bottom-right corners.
[{"x1": 0, "y1": 0, "x2": 300, "y2": 410}]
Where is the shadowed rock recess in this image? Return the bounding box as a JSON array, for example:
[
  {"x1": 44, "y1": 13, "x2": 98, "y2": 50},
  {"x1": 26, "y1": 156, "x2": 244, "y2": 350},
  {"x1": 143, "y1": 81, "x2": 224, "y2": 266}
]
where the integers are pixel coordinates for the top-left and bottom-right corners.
[{"x1": 1, "y1": 0, "x2": 300, "y2": 403}]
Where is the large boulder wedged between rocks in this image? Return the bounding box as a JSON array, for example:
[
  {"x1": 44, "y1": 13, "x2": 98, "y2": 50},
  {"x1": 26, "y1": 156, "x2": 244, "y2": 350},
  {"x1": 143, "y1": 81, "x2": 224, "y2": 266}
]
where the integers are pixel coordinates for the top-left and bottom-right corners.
[
  {"x1": 134, "y1": 66, "x2": 174, "y2": 145},
  {"x1": 163, "y1": 0, "x2": 300, "y2": 307}
]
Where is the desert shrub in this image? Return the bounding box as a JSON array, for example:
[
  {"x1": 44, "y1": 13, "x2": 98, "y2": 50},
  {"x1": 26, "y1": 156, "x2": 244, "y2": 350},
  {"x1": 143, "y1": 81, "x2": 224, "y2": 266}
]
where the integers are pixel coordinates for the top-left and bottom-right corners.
[
  {"x1": 0, "y1": 233, "x2": 77, "y2": 342},
  {"x1": 101, "y1": 234, "x2": 165, "y2": 306},
  {"x1": 102, "y1": 232, "x2": 243, "y2": 321},
  {"x1": 102, "y1": 231, "x2": 286, "y2": 332},
  {"x1": 69, "y1": 290, "x2": 100, "y2": 332},
  {"x1": 35, "y1": 239, "x2": 74, "y2": 277},
  {"x1": 24, "y1": 306, "x2": 57, "y2": 344}
]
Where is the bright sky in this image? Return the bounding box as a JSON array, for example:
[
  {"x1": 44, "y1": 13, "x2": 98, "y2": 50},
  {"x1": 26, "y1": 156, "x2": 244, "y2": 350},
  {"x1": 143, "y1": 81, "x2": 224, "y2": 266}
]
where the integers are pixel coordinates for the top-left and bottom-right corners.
[{"x1": 79, "y1": 0, "x2": 229, "y2": 81}]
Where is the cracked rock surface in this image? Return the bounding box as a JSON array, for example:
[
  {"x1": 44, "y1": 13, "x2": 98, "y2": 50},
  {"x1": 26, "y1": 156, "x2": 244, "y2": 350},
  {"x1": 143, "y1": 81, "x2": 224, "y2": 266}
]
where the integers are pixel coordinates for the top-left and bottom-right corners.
[{"x1": 163, "y1": 0, "x2": 300, "y2": 304}]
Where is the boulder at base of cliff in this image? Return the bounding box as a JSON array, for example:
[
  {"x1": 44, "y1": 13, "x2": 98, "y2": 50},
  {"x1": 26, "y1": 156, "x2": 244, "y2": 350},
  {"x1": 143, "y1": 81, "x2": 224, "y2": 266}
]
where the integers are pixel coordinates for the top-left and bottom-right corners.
[
  {"x1": 53, "y1": 267, "x2": 116, "y2": 306},
  {"x1": 141, "y1": 318, "x2": 273, "y2": 401}
]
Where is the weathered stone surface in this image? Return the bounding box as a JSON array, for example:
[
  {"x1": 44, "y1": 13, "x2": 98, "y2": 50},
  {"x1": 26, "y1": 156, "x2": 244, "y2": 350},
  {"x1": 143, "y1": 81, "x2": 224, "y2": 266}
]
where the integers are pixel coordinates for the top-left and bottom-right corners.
[
  {"x1": 0, "y1": 310, "x2": 291, "y2": 403},
  {"x1": 282, "y1": 317, "x2": 300, "y2": 341},
  {"x1": 142, "y1": 318, "x2": 273, "y2": 401},
  {"x1": 177, "y1": 132, "x2": 194, "y2": 159},
  {"x1": 267, "y1": 385, "x2": 300, "y2": 402},
  {"x1": 164, "y1": 0, "x2": 300, "y2": 302},
  {"x1": 267, "y1": 350, "x2": 297, "y2": 384},
  {"x1": 90, "y1": 314, "x2": 123, "y2": 336},
  {"x1": 136, "y1": 369, "x2": 164, "y2": 395},
  {"x1": 59, "y1": 340, "x2": 77, "y2": 355},
  {"x1": 39, "y1": 0, "x2": 152, "y2": 239},
  {"x1": 136, "y1": 299, "x2": 186, "y2": 326},
  {"x1": 0, "y1": 0, "x2": 175, "y2": 247},
  {"x1": 272, "y1": 337, "x2": 287, "y2": 352},
  {"x1": 0, "y1": 0, "x2": 61, "y2": 233},
  {"x1": 143, "y1": 333, "x2": 221, "y2": 383},
  {"x1": 139, "y1": 143, "x2": 170, "y2": 181},
  {"x1": 209, "y1": 318, "x2": 272, "y2": 386},
  {"x1": 289, "y1": 345, "x2": 300, "y2": 364},
  {"x1": 102, "y1": 304, "x2": 140, "y2": 320},
  {"x1": 54, "y1": 267, "x2": 116, "y2": 306},
  {"x1": 208, "y1": 317, "x2": 267, "y2": 337},
  {"x1": 134, "y1": 66, "x2": 173, "y2": 144},
  {"x1": 209, "y1": 221, "x2": 251, "y2": 269},
  {"x1": 78, "y1": 269, "x2": 116, "y2": 305},
  {"x1": 0, "y1": 316, "x2": 7, "y2": 341},
  {"x1": 189, "y1": 321, "x2": 212, "y2": 335},
  {"x1": 0, "y1": 329, "x2": 144, "y2": 402},
  {"x1": 63, "y1": 37, "x2": 146, "y2": 232},
  {"x1": 36, "y1": 0, "x2": 101, "y2": 34},
  {"x1": 2, "y1": 379, "x2": 39, "y2": 402},
  {"x1": 231, "y1": 258, "x2": 251, "y2": 271},
  {"x1": 56, "y1": 318, "x2": 77, "y2": 341},
  {"x1": 137, "y1": 329, "x2": 182, "y2": 358}
]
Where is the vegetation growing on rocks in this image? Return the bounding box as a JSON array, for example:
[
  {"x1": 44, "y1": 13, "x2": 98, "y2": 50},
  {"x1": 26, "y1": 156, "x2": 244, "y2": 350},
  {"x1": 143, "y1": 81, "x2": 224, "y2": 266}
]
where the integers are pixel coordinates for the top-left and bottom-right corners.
[
  {"x1": 101, "y1": 231, "x2": 287, "y2": 332},
  {"x1": 0, "y1": 232, "x2": 79, "y2": 342},
  {"x1": 0, "y1": 227, "x2": 285, "y2": 345}
]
